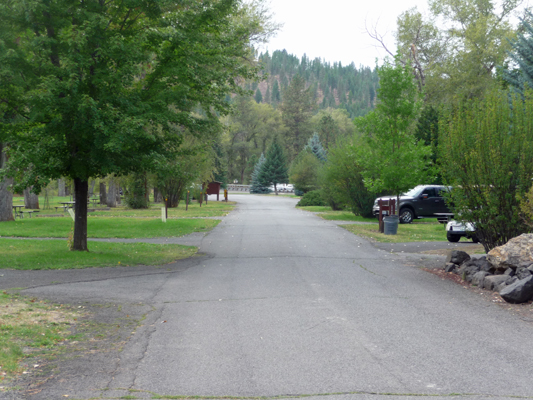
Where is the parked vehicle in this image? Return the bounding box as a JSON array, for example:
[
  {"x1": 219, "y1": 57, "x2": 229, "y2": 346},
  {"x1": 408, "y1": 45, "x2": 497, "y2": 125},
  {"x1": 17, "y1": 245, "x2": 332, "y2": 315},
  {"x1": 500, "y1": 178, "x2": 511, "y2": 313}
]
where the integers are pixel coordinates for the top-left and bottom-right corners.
[
  {"x1": 446, "y1": 220, "x2": 479, "y2": 243},
  {"x1": 373, "y1": 185, "x2": 452, "y2": 224}
]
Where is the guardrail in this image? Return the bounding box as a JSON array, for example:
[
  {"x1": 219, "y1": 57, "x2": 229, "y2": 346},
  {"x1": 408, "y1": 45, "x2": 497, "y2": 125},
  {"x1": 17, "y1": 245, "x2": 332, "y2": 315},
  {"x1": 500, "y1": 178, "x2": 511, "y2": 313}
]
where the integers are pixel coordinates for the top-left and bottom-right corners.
[{"x1": 227, "y1": 184, "x2": 251, "y2": 192}]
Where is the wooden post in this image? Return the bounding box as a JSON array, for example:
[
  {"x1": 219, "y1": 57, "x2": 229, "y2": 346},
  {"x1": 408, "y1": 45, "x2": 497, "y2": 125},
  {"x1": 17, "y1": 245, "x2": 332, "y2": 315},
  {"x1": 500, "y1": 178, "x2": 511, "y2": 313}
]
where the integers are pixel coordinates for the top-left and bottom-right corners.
[{"x1": 165, "y1": 197, "x2": 168, "y2": 219}]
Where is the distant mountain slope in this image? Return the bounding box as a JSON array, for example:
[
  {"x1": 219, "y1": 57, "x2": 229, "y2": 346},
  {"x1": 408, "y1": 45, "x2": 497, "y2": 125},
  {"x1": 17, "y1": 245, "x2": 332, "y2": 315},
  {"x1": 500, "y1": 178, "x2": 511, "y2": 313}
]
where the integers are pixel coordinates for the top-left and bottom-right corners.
[{"x1": 247, "y1": 50, "x2": 378, "y2": 118}]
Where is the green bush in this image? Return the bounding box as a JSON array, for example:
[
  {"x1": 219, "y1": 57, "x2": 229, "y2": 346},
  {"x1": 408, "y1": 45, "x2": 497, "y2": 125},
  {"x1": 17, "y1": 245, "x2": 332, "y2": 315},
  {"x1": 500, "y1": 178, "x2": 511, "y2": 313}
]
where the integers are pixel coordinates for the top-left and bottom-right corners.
[{"x1": 297, "y1": 190, "x2": 326, "y2": 207}]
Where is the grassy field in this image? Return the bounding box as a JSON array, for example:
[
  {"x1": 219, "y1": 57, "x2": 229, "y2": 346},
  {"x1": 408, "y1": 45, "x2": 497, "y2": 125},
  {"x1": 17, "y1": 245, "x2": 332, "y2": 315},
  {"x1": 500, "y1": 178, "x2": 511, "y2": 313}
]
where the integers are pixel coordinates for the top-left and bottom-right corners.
[
  {"x1": 0, "y1": 240, "x2": 197, "y2": 270},
  {"x1": 298, "y1": 206, "x2": 459, "y2": 243},
  {"x1": 12, "y1": 195, "x2": 235, "y2": 218},
  {"x1": 0, "y1": 218, "x2": 219, "y2": 239}
]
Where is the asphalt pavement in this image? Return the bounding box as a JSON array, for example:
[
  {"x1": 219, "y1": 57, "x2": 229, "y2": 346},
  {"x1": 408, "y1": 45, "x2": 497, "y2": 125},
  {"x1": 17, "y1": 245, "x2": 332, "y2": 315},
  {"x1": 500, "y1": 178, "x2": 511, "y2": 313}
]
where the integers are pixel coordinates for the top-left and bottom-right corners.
[{"x1": 2, "y1": 195, "x2": 533, "y2": 400}]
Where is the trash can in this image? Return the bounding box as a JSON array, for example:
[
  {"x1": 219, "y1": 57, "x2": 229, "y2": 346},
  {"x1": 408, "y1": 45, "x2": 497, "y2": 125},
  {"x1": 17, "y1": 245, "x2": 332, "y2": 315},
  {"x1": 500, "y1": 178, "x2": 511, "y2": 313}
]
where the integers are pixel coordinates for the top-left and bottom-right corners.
[{"x1": 383, "y1": 215, "x2": 399, "y2": 235}]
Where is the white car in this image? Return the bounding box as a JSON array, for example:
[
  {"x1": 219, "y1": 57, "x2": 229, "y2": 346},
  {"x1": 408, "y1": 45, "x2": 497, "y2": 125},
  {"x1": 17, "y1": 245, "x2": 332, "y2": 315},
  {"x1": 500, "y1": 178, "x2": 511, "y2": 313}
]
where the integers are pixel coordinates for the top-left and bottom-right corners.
[{"x1": 446, "y1": 220, "x2": 479, "y2": 243}]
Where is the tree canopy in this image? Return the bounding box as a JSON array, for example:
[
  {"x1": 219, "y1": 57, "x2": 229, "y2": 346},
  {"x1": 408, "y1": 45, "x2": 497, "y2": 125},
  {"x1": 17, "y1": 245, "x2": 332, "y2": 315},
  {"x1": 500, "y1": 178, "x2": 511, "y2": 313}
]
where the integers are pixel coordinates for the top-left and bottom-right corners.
[{"x1": 0, "y1": 0, "x2": 272, "y2": 249}]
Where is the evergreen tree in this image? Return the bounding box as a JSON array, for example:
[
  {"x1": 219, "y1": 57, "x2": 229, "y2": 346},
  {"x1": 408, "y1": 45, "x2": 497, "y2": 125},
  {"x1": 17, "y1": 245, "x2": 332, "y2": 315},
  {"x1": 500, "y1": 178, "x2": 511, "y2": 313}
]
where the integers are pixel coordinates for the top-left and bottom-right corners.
[
  {"x1": 304, "y1": 133, "x2": 327, "y2": 162},
  {"x1": 258, "y1": 137, "x2": 288, "y2": 195},
  {"x1": 503, "y1": 11, "x2": 533, "y2": 94},
  {"x1": 254, "y1": 88, "x2": 263, "y2": 103},
  {"x1": 272, "y1": 80, "x2": 281, "y2": 104},
  {"x1": 279, "y1": 75, "x2": 315, "y2": 160},
  {"x1": 249, "y1": 153, "x2": 270, "y2": 194}
]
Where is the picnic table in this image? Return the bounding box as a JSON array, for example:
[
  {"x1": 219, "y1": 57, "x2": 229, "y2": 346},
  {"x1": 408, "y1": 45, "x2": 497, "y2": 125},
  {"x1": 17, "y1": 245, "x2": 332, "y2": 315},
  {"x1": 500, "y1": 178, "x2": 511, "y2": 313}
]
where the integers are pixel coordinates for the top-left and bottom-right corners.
[
  {"x1": 90, "y1": 196, "x2": 99, "y2": 206},
  {"x1": 13, "y1": 205, "x2": 40, "y2": 218},
  {"x1": 12, "y1": 205, "x2": 24, "y2": 219},
  {"x1": 56, "y1": 201, "x2": 75, "y2": 212}
]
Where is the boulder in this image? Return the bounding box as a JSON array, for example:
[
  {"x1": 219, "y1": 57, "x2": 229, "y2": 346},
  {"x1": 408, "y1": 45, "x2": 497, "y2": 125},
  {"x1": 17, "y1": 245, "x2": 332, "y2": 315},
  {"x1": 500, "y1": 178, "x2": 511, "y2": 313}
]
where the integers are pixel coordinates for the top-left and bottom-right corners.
[
  {"x1": 472, "y1": 271, "x2": 490, "y2": 287},
  {"x1": 447, "y1": 250, "x2": 471, "y2": 266},
  {"x1": 497, "y1": 276, "x2": 519, "y2": 292},
  {"x1": 483, "y1": 275, "x2": 509, "y2": 291},
  {"x1": 500, "y1": 275, "x2": 533, "y2": 304},
  {"x1": 488, "y1": 234, "x2": 533, "y2": 272},
  {"x1": 457, "y1": 260, "x2": 482, "y2": 282},
  {"x1": 516, "y1": 267, "x2": 532, "y2": 280},
  {"x1": 504, "y1": 268, "x2": 515, "y2": 277},
  {"x1": 444, "y1": 263, "x2": 457, "y2": 273}
]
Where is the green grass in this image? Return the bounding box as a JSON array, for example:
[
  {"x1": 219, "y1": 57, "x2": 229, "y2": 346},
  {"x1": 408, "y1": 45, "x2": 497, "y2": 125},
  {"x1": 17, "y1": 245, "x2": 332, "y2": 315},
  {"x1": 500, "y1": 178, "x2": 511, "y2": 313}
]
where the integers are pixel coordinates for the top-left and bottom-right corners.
[
  {"x1": 0, "y1": 218, "x2": 219, "y2": 239},
  {"x1": 318, "y1": 212, "x2": 375, "y2": 222},
  {"x1": 0, "y1": 292, "x2": 80, "y2": 378},
  {"x1": 297, "y1": 206, "x2": 333, "y2": 212},
  {"x1": 342, "y1": 220, "x2": 450, "y2": 243},
  {"x1": 12, "y1": 195, "x2": 235, "y2": 218},
  {"x1": 0, "y1": 239, "x2": 198, "y2": 270}
]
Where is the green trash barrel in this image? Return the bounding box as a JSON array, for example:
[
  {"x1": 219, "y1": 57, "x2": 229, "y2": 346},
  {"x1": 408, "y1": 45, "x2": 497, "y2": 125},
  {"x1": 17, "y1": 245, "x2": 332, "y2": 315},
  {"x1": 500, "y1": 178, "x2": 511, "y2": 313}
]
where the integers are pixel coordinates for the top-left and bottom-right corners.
[{"x1": 383, "y1": 215, "x2": 399, "y2": 235}]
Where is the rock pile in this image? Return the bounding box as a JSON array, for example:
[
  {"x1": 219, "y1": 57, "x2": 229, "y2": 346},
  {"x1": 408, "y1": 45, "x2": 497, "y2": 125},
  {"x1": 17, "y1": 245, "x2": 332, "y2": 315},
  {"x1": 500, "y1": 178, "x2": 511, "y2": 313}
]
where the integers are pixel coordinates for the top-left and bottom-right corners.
[{"x1": 443, "y1": 234, "x2": 533, "y2": 304}]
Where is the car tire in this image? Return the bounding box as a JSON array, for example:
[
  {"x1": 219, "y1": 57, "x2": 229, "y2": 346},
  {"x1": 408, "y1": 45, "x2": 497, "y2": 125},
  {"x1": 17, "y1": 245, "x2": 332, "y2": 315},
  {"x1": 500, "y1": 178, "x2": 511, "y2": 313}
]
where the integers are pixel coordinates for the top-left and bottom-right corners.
[
  {"x1": 471, "y1": 235, "x2": 480, "y2": 243},
  {"x1": 399, "y1": 208, "x2": 414, "y2": 224},
  {"x1": 447, "y1": 233, "x2": 461, "y2": 243}
]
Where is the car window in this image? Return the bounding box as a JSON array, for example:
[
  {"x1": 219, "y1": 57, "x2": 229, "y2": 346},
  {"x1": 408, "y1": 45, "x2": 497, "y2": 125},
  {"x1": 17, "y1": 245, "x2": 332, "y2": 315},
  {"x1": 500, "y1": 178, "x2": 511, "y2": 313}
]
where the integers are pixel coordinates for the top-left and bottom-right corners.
[{"x1": 422, "y1": 188, "x2": 436, "y2": 197}]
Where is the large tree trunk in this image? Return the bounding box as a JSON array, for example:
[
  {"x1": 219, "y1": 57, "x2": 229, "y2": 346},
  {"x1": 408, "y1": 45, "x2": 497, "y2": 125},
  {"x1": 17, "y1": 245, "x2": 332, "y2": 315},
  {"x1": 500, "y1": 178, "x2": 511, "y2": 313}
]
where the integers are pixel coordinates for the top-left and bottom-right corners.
[
  {"x1": 154, "y1": 187, "x2": 162, "y2": 203},
  {"x1": 99, "y1": 182, "x2": 107, "y2": 205},
  {"x1": 0, "y1": 144, "x2": 14, "y2": 222},
  {"x1": 72, "y1": 178, "x2": 88, "y2": 251},
  {"x1": 107, "y1": 178, "x2": 117, "y2": 207},
  {"x1": 58, "y1": 178, "x2": 66, "y2": 196},
  {"x1": 24, "y1": 187, "x2": 39, "y2": 209},
  {"x1": 88, "y1": 179, "x2": 96, "y2": 197},
  {"x1": 116, "y1": 185, "x2": 121, "y2": 205}
]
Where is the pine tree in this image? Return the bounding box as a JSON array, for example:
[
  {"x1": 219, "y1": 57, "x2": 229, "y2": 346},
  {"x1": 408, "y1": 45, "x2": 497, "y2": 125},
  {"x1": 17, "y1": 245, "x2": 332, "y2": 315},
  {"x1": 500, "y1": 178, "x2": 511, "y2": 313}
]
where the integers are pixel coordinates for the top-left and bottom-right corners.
[
  {"x1": 254, "y1": 88, "x2": 263, "y2": 103},
  {"x1": 250, "y1": 153, "x2": 270, "y2": 194},
  {"x1": 503, "y1": 11, "x2": 533, "y2": 93},
  {"x1": 304, "y1": 133, "x2": 327, "y2": 162},
  {"x1": 272, "y1": 80, "x2": 281, "y2": 103},
  {"x1": 258, "y1": 137, "x2": 288, "y2": 195}
]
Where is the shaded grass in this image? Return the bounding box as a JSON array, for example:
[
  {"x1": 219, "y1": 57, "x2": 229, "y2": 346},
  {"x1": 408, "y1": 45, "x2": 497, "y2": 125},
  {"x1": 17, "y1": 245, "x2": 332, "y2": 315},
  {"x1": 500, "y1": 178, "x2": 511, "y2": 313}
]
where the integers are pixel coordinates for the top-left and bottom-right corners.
[
  {"x1": 0, "y1": 239, "x2": 198, "y2": 270},
  {"x1": 342, "y1": 221, "x2": 450, "y2": 243},
  {"x1": 0, "y1": 218, "x2": 219, "y2": 239},
  {"x1": 14, "y1": 195, "x2": 235, "y2": 218},
  {"x1": 0, "y1": 292, "x2": 80, "y2": 378}
]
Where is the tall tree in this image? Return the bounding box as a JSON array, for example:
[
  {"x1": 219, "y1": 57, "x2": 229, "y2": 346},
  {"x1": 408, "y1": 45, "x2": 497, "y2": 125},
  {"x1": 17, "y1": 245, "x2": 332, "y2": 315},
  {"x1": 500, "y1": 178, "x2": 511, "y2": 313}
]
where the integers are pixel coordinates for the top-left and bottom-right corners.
[
  {"x1": 258, "y1": 137, "x2": 288, "y2": 195},
  {"x1": 0, "y1": 0, "x2": 273, "y2": 250},
  {"x1": 376, "y1": 0, "x2": 520, "y2": 103},
  {"x1": 279, "y1": 75, "x2": 315, "y2": 160},
  {"x1": 503, "y1": 11, "x2": 533, "y2": 94},
  {"x1": 355, "y1": 57, "x2": 433, "y2": 218},
  {"x1": 0, "y1": 143, "x2": 13, "y2": 221}
]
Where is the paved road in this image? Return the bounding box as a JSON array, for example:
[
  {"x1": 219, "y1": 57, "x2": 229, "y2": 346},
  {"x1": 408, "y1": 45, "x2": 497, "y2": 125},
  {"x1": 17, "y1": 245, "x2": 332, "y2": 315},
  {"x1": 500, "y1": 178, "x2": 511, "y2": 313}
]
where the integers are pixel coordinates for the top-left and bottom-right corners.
[{"x1": 3, "y1": 195, "x2": 533, "y2": 399}]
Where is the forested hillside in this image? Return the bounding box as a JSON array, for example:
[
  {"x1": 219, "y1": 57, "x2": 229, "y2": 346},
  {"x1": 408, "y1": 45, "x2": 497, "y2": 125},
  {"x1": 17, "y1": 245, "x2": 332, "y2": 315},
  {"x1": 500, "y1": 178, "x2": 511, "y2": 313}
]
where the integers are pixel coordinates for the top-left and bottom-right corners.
[{"x1": 247, "y1": 50, "x2": 378, "y2": 118}]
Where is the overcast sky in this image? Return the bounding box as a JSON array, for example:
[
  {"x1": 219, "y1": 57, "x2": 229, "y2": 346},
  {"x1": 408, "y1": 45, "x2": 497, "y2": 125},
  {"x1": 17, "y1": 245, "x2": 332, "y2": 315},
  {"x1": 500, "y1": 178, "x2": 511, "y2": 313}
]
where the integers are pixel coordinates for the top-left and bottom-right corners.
[
  {"x1": 262, "y1": 0, "x2": 530, "y2": 68},
  {"x1": 262, "y1": 0, "x2": 429, "y2": 68}
]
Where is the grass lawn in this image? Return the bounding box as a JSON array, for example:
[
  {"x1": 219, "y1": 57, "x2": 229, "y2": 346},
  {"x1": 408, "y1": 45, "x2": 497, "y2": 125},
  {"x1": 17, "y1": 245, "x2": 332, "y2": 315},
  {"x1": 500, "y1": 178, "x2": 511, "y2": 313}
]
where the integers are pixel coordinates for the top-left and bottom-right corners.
[
  {"x1": 12, "y1": 195, "x2": 235, "y2": 218},
  {"x1": 0, "y1": 218, "x2": 219, "y2": 239},
  {"x1": 0, "y1": 239, "x2": 197, "y2": 270},
  {"x1": 0, "y1": 292, "x2": 82, "y2": 381},
  {"x1": 342, "y1": 220, "x2": 450, "y2": 243}
]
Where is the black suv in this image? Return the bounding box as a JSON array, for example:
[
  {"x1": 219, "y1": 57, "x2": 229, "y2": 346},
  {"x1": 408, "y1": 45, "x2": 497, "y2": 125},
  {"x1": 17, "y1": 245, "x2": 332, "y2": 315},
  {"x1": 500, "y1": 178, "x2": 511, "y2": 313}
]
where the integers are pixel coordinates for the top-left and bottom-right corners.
[{"x1": 372, "y1": 185, "x2": 452, "y2": 224}]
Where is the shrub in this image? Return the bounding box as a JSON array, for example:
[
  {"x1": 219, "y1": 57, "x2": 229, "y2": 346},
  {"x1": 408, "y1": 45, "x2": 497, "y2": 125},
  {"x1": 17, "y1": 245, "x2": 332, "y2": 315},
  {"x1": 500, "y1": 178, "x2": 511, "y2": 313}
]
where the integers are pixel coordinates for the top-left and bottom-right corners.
[
  {"x1": 440, "y1": 90, "x2": 533, "y2": 252},
  {"x1": 297, "y1": 190, "x2": 326, "y2": 207}
]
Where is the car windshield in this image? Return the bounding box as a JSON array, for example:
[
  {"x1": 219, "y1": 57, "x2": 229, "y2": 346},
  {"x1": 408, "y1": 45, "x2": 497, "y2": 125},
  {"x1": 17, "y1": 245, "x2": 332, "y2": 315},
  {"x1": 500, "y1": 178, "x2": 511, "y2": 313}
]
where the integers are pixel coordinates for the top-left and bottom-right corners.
[{"x1": 402, "y1": 186, "x2": 424, "y2": 197}]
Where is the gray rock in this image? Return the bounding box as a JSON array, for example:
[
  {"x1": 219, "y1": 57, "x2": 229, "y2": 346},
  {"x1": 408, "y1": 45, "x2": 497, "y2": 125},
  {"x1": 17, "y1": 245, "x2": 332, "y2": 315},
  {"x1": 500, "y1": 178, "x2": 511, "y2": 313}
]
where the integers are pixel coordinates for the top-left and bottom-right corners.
[
  {"x1": 475, "y1": 256, "x2": 495, "y2": 273},
  {"x1": 500, "y1": 275, "x2": 533, "y2": 304},
  {"x1": 457, "y1": 261, "x2": 482, "y2": 282},
  {"x1": 488, "y1": 234, "x2": 533, "y2": 272},
  {"x1": 483, "y1": 275, "x2": 509, "y2": 291},
  {"x1": 516, "y1": 267, "x2": 532, "y2": 280},
  {"x1": 504, "y1": 268, "x2": 515, "y2": 276},
  {"x1": 447, "y1": 250, "x2": 471, "y2": 266},
  {"x1": 528, "y1": 264, "x2": 533, "y2": 273},
  {"x1": 472, "y1": 271, "x2": 490, "y2": 287},
  {"x1": 496, "y1": 276, "x2": 519, "y2": 293},
  {"x1": 444, "y1": 263, "x2": 457, "y2": 273}
]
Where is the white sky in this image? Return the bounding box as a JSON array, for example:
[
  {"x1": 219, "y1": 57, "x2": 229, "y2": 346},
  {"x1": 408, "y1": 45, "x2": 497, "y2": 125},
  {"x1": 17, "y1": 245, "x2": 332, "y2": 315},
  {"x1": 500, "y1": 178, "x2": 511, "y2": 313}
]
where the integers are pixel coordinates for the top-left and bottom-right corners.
[{"x1": 263, "y1": 0, "x2": 430, "y2": 68}]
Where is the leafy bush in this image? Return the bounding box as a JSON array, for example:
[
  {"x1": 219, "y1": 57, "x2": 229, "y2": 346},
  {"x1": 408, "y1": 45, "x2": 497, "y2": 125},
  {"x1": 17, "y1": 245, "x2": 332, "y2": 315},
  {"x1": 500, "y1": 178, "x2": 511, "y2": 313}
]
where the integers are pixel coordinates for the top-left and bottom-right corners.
[
  {"x1": 290, "y1": 152, "x2": 321, "y2": 194},
  {"x1": 440, "y1": 90, "x2": 533, "y2": 252},
  {"x1": 297, "y1": 190, "x2": 326, "y2": 207}
]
